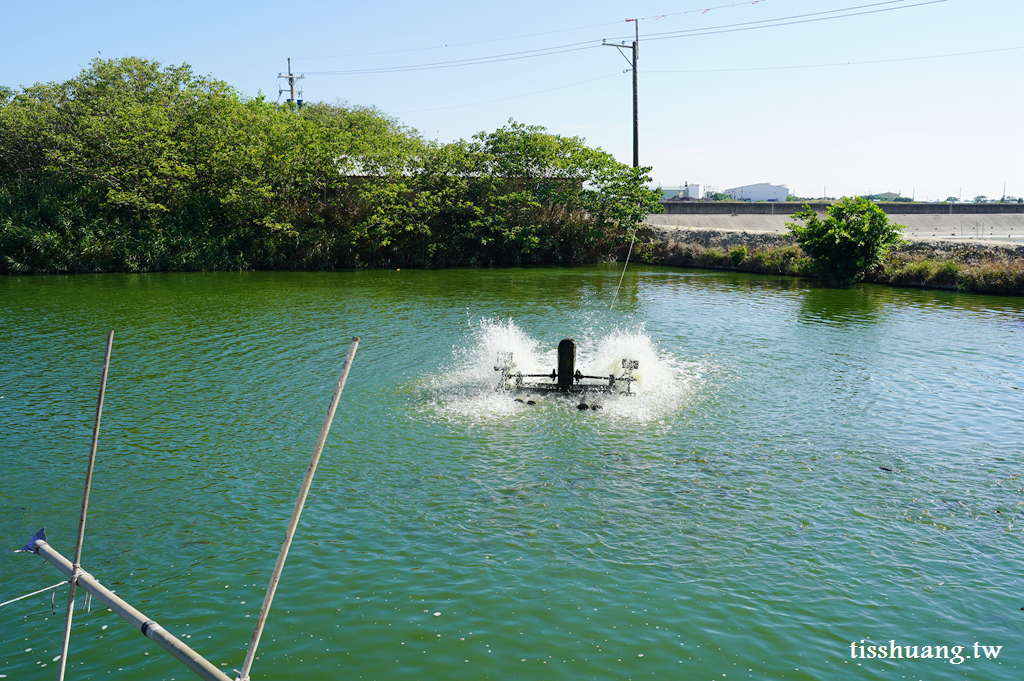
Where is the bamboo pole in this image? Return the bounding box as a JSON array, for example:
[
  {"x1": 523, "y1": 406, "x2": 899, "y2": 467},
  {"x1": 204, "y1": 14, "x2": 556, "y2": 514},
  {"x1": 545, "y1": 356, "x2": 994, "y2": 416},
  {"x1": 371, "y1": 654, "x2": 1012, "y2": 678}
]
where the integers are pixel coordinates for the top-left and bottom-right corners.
[
  {"x1": 57, "y1": 330, "x2": 113, "y2": 681},
  {"x1": 31, "y1": 540, "x2": 232, "y2": 681},
  {"x1": 237, "y1": 337, "x2": 361, "y2": 681}
]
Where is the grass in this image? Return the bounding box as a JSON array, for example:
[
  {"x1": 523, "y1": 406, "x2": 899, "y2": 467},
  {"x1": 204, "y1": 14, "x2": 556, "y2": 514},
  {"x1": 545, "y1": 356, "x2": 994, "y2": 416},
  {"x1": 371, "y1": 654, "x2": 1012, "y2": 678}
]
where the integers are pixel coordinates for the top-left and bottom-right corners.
[
  {"x1": 641, "y1": 241, "x2": 813, "y2": 277},
  {"x1": 871, "y1": 252, "x2": 1024, "y2": 295},
  {"x1": 635, "y1": 240, "x2": 1024, "y2": 296}
]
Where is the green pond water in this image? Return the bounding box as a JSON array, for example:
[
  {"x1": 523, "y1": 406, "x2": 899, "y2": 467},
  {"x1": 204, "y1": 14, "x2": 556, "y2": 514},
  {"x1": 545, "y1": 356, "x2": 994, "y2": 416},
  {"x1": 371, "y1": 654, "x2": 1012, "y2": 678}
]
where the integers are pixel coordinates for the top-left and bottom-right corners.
[{"x1": 1, "y1": 266, "x2": 1023, "y2": 680}]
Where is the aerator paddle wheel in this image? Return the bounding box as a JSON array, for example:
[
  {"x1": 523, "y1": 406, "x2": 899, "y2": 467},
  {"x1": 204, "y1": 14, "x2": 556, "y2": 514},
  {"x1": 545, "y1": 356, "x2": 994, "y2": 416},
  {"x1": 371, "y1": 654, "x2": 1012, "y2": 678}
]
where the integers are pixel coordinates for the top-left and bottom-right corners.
[{"x1": 494, "y1": 338, "x2": 639, "y2": 409}]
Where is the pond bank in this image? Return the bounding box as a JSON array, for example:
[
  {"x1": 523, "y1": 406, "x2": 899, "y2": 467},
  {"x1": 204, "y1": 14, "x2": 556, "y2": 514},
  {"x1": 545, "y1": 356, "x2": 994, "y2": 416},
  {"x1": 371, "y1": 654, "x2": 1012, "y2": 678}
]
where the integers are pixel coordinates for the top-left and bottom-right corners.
[{"x1": 633, "y1": 224, "x2": 1024, "y2": 295}]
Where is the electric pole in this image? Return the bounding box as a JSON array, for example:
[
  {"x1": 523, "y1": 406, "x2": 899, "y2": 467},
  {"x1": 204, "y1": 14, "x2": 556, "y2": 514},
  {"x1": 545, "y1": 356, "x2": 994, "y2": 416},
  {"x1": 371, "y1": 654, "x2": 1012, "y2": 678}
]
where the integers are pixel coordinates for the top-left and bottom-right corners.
[
  {"x1": 603, "y1": 19, "x2": 639, "y2": 168},
  {"x1": 279, "y1": 57, "x2": 305, "y2": 109}
]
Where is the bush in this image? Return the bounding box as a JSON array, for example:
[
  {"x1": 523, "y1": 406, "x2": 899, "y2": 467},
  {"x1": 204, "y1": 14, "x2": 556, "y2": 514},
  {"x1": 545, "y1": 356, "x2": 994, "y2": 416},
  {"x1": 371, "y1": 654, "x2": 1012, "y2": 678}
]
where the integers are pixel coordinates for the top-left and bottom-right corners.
[
  {"x1": 0, "y1": 59, "x2": 662, "y2": 273},
  {"x1": 729, "y1": 245, "x2": 748, "y2": 267},
  {"x1": 746, "y1": 245, "x2": 810, "y2": 276},
  {"x1": 786, "y1": 197, "x2": 906, "y2": 283}
]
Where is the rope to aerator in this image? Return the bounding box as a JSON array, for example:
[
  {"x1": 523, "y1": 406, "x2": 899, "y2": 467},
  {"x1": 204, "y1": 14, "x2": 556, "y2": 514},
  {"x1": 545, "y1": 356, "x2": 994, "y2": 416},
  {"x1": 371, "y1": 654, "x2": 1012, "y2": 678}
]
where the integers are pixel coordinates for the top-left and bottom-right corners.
[
  {"x1": 610, "y1": 226, "x2": 638, "y2": 310},
  {"x1": 0, "y1": 581, "x2": 67, "y2": 609}
]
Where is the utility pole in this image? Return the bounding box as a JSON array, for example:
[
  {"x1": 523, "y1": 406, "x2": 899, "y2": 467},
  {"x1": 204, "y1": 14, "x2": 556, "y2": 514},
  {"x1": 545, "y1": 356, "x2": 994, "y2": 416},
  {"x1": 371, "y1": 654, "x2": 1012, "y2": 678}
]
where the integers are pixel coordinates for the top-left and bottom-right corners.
[
  {"x1": 279, "y1": 58, "x2": 305, "y2": 109},
  {"x1": 603, "y1": 20, "x2": 639, "y2": 168}
]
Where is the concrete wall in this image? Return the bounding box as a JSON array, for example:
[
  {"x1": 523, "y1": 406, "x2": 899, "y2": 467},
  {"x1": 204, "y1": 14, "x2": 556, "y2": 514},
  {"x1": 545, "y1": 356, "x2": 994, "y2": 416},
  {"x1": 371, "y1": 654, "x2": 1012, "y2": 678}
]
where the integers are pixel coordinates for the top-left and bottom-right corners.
[{"x1": 658, "y1": 201, "x2": 1024, "y2": 216}]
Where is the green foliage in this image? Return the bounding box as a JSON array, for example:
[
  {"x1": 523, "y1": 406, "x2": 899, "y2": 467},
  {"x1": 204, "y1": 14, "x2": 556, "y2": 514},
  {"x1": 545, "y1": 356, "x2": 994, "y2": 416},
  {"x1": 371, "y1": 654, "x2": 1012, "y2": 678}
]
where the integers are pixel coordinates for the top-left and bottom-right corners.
[
  {"x1": 706, "y1": 192, "x2": 732, "y2": 201},
  {"x1": 746, "y1": 245, "x2": 811, "y2": 276},
  {"x1": 636, "y1": 240, "x2": 811, "y2": 277},
  {"x1": 1, "y1": 60, "x2": 660, "y2": 273},
  {"x1": 729, "y1": 245, "x2": 747, "y2": 267},
  {"x1": 870, "y1": 252, "x2": 1024, "y2": 295},
  {"x1": 786, "y1": 196, "x2": 906, "y2": 283}
]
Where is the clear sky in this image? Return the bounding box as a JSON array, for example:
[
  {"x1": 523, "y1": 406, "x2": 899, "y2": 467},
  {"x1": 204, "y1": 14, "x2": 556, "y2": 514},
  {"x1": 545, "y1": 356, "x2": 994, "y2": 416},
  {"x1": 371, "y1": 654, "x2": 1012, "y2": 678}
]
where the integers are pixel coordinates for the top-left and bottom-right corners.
[{"x1": 3, "y1": 1, "x2": 1021, "y2": 201}]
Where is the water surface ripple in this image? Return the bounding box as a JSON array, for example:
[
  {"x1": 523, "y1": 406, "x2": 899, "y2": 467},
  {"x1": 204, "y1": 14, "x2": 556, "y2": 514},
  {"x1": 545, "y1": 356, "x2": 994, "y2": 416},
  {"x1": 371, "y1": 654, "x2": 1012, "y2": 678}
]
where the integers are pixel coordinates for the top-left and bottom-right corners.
[{"x1": 2, "y1": 267, "x2": 1022, "y2": 680}]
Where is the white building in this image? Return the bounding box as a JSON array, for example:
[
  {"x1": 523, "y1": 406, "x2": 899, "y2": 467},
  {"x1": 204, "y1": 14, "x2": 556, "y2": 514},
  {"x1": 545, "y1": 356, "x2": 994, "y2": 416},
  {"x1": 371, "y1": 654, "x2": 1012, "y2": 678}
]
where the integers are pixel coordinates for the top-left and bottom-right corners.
[
  {"x1": 682, "y1": 183, "x2": 702, "y2": 199},
  {"x1": 724, "y1": 183, "x2": 790, "y2": 202}
]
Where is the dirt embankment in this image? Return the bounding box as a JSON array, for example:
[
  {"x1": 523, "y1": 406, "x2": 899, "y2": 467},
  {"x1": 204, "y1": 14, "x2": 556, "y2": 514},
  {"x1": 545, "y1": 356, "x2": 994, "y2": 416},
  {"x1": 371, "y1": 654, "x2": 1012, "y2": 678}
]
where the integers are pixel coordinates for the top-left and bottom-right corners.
[
  {"x1": 634, "y1": 225, "x2": 1024, "y2": 295},
  {"x1": 639, "y1": 225, "x2": 1024, "y2": 264}
]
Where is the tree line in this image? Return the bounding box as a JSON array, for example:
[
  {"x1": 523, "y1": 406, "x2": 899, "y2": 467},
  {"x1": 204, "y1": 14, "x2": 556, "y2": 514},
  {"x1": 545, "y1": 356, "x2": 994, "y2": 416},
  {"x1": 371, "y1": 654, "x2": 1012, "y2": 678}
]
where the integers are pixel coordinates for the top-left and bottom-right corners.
[{"x1": 0, "y1": 58, "x2": 661, "y2": 274}]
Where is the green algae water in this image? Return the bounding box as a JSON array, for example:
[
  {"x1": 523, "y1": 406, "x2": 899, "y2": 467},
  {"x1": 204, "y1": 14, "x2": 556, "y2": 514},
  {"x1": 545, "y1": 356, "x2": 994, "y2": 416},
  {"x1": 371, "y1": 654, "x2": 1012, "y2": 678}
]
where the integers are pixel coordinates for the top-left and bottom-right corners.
[{"x1": 2, "y1": 266, "x2": 1023, "y2": 681}]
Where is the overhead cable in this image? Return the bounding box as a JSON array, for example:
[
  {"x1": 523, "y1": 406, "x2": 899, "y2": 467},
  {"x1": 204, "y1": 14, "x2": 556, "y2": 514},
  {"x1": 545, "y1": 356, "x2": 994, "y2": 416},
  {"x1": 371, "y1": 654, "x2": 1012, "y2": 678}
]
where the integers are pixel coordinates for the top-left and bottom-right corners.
[
  {"x1": 297, "y1": 0, "x2": 786, "y2": 60},
  {"x1": 635, "y1": 0, "x2": 948, "y2": 43},
  {"x1": 305, "y1": 0, "x2": 946, "y2": 76},
  {"x1": 391, "y1": 73, "x2": 621, "y2": 114},
  {"x1": 305, "y1": 43, "x2": 599, "y2": 76},
  {"x1": 646, "y1": 45, "x2": 1024, "y2": 74},
  {"x1": 601, "y1": 1, "x2": 928, "y2": 42}
]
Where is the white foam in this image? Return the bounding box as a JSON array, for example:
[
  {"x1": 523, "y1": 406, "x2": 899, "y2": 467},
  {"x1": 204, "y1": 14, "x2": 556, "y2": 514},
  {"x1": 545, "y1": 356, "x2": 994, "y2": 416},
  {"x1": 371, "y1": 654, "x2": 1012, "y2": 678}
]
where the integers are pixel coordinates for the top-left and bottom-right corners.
[{"x1": 420, "y1": 318, "x2": 701, "y2": 424}]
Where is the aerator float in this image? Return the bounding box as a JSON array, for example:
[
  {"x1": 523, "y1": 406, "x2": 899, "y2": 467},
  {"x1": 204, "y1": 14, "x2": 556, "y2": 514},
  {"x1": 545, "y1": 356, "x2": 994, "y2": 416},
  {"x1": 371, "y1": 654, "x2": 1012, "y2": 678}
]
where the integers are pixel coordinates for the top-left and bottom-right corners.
[{"x1": 494, "y1": 338, "x2": 639, "y2": 410}]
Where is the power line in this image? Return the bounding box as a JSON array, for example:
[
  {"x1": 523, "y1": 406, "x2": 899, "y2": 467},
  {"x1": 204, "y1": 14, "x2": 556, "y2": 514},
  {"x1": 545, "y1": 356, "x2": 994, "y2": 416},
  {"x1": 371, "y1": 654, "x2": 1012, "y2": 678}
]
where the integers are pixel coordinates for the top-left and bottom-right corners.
[
  {"x1": 387, "y1": 43, "x2": 1020, "y2": 120},
  {"x1": 304, "y1": 43, "x2": 599, "y2": 76},
  {"x1": 304, "y1": 0, "x2": 945, "y2": 76},
  {"x1": 295, "y1": 0, "x2": 786, "y2": 61},
  {"x1": 645, "y1": 45, "x2": 1024, "y2": 74},
  {"x1": 624, "y1": 0, "x2": 909, "y2": 40},
  {"x1": 636, "y1": 0, "x2": 948, "y2": 43},
  {"x1": 637, "y1": 0, "x2": 777, "y2": 21},
  {"x1": 297, "y1": 24, "x2": 619, "y2": 61},
  {"x1": 599, "y1": 0, "x2": 929, "y2": 43},
  {"x1": 390, "y1": 73, "x2": 621, "y2": 114}
]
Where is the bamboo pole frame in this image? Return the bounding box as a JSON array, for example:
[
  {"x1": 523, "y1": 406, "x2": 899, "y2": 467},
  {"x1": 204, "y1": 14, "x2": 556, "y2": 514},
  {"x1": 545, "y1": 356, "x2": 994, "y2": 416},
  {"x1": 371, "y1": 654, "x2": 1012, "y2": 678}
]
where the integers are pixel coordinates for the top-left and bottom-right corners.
[{"x1": 237, "y1": 336, "x2": 360, "y2": 681}]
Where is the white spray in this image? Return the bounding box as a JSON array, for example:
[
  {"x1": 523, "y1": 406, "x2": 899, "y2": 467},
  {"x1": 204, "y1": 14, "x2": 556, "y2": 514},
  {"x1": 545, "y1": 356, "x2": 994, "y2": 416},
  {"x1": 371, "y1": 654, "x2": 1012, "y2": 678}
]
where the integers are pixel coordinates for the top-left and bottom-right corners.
[{"x1": 422, "y1": 318, "x2": 701, "y2": 424}]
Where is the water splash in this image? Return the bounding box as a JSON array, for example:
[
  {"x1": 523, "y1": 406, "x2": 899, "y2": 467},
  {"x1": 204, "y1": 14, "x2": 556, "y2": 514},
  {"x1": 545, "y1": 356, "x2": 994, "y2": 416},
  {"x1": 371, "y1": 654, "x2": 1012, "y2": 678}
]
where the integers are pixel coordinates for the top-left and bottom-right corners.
[
  {"x1": 584, "y1": 327, "x2": 693, "y2": 421},
  {"x1": 421, "y1": 319, "x2": 700, "y2": 424}
]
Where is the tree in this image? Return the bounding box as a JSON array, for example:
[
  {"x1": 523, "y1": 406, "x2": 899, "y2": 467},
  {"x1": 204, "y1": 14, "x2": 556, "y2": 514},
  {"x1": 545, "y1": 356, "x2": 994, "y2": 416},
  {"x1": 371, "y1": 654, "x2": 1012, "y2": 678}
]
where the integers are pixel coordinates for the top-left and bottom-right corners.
[
  {"x1": 786, "y1": 196, "x2": 906, "y2": 283},
  {"x1": 353, "y1": 120, "x2": 663, "y2": 266},
  {"x1": 2, "y1": 60, "x2": 660, "y2": 272},
  {"x1": 972, "y1": 195, "x2": 988, "y2": 203},
  {"x1": 945, "y1": 196, "x2": 958, "y2": 203}
]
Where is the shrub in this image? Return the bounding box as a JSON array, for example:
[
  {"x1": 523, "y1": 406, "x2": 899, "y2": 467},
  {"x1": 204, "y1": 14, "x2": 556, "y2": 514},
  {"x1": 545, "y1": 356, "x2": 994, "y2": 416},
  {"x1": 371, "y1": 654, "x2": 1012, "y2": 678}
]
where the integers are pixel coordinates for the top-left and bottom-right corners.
[
  {"x1": 786, "y1": 197, "x2": 906, "y2": 283},
  {"x1": 729, "y1": 245, "x2": 748, "y2": 267},
  {"x1": 747, "y1": 245, "x2": 810, "y2": 276}
]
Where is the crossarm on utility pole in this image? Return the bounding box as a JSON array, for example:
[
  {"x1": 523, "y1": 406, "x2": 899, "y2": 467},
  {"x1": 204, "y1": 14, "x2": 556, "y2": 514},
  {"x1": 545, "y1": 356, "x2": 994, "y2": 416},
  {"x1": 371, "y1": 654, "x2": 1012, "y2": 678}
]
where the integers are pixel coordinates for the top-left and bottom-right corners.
[{"x1": 602, "y1": 17, "x2": 639, "y2": 168}]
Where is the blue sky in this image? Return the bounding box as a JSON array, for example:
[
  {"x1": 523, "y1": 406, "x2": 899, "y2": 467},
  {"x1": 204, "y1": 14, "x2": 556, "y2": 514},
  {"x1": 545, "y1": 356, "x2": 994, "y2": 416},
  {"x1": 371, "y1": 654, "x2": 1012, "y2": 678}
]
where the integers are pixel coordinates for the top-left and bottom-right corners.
[{"x1": 3, "y1": 1, "x2": 1021, "y2": 201}]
